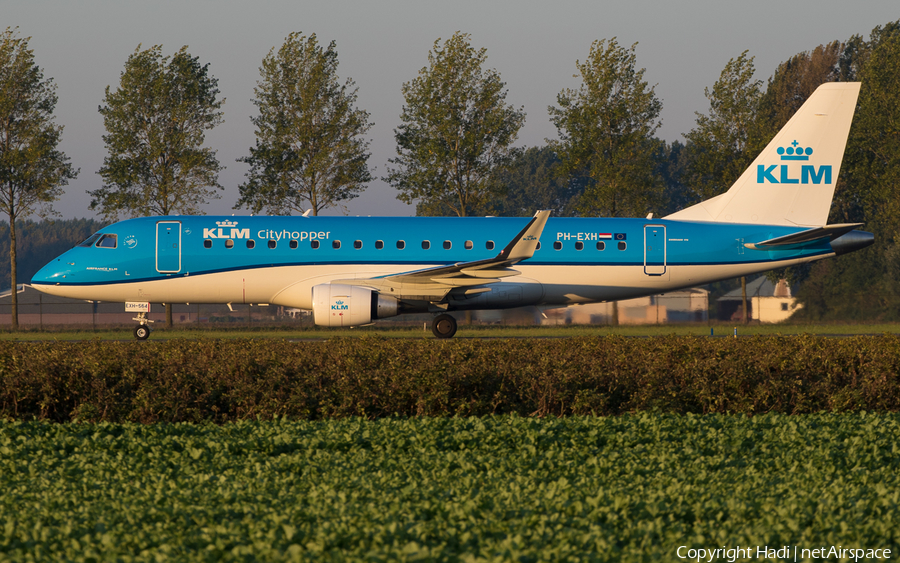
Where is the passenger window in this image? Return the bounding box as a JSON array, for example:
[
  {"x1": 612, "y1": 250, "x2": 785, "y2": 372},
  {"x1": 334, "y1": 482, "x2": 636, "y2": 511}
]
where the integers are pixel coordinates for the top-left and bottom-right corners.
[
  {"x1": 332, "y1": 240, "x2": 341, "y2": 249},
  {"x1": 422, "y1": 240, "x2": 430, "y2": 250},
  {"x1": 225, "y1": 239, "x2": 234, "y2": 249},
  {"x1": 268, "y1": 240, "x2": 276, "y2": 249},
  {"x1": 354, "y1": 240, "x2": 362, "y2": 249},
  {"x1": 246, "y1": 240, "x2": 255, "y2": 249},
  {"x1": 443, "y1": 240, "x2": 452, "y2": 250},
  {"x1": 553, "y1": 241, "x2": 562, "y2": 250},
  {"x1": 311, "y1": 240, "x2": 320, "y2": 249},
  {"x1": 486, "y1": 241, "x2": 495, "y2": 250},
  {"x1": 204, "y1": 240, "x2": 212, "y2": 249},
  {"x1": 96, "y1": 234, "x2": 117, "y2": 248},
  {"x1": 289, "y1": 240, "x2": 298, "y2": 249},
  {"x1": 575, "y1": 241, "x2": 584, "y2": 251},
  {"x1": 375, "y1": 240, "x2": 384, "y2": 249},
  {"x1": 597, "y1": 241, "x2": 605, "y2": 251},
  {"x1": 465, "y1": 240, "x2": 473, "y2": 249},
  {"x1": 618, "y1": 241, "x2": 627, "y2": 251},
  {"x1": 397, "y1": 240, "x2": 405, "y2": 250}
]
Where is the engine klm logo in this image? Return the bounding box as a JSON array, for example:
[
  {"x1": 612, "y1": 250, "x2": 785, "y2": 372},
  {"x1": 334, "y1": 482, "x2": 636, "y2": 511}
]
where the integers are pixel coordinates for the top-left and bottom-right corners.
[
  {"x1": 757, "y1": 141, "x2": 832, "y2": 185},
  {"x1": 203, "y1": 220, "x2": 250, "y2": 239},
  {"x1": 332, "y1": 300, "x2": 349, "y2": 311}
]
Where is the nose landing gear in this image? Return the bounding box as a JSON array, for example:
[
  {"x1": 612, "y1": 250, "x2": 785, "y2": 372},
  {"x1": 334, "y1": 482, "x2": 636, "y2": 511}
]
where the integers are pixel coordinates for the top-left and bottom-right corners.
[{"x1": 431, "y1": 313, "x2": 458, "y2": 339}]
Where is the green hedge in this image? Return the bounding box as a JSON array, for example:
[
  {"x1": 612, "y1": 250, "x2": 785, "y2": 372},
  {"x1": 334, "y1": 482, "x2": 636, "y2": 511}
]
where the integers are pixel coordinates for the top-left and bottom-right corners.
[{"x1": 1, "y1": 335, "x2": 899, "y2": 422}]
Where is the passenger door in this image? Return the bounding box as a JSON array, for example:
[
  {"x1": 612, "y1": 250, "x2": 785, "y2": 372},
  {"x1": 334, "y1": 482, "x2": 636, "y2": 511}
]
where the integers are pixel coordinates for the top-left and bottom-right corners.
[
  {"x1": 156, "y1": 221, "x2": 182, "y2": 273},
  {"x1": 643, "y1": 225, "x2": 666, "y2": 276}
]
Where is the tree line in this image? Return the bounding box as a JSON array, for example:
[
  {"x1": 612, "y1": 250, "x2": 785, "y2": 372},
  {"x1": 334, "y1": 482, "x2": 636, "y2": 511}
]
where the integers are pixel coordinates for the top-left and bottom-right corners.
[{"x1": 1, "y1": 22, "x2": 899, "y2": 327}]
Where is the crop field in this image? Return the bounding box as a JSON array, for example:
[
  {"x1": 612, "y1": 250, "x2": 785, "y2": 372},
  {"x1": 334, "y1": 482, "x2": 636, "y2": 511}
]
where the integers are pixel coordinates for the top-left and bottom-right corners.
[
  {"x1": 2, "y1": 414, "x2": 899, "y2": 562},
  {"x1": 2, "y1": 335, "x2": 899, "y2": 561}
]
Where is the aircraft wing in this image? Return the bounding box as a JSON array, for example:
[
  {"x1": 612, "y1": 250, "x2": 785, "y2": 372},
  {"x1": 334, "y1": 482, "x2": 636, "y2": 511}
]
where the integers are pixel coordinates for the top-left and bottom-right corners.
[
  {"x1": 331, "y1": 210, "x2": 550, "y2": 299},
  {"x1": 744, "y1": 223, "x2": 863, "y2": 249}
]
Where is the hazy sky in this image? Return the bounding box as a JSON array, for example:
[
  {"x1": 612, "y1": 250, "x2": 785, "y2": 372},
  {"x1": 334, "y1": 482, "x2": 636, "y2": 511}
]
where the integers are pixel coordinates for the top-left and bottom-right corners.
[{"x1": 6, "y1": 0, "x2": 898, "y2": 219}]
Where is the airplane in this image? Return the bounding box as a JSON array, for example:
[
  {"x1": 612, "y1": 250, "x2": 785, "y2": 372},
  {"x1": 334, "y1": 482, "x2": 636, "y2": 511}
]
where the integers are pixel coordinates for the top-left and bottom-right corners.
[{"x1": 31, "y1": 82, "x2": 872, "y2": 339}]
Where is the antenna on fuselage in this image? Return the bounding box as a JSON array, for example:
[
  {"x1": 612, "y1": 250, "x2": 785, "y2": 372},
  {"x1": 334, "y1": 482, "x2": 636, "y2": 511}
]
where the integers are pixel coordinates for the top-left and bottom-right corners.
[{"x1": 302, "y1": 209, "x2": 312, "y2": 217}]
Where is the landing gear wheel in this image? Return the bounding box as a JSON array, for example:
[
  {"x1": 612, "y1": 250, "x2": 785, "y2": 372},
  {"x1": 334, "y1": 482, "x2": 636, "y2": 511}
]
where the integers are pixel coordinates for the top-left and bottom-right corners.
[
  {"x1": 134, "y1": 325, "x2": 151, "y2": 340},
  {"x1": 431, "y1": 313, "x2": 458, "y2": 339}
]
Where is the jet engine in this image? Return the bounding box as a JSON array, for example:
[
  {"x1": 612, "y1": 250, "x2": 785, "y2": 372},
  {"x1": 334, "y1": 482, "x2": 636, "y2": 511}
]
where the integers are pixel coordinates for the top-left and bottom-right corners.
[{"x1": 311, "y1": 284, "x2": 399, "y2": 327}]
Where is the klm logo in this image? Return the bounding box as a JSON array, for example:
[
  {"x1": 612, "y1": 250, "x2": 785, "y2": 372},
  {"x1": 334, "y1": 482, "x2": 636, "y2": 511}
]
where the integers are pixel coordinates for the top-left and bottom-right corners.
[
  {"x1": 204, "y1": 220, "x2": 250, "y2": 239},
  {"x1": 331, "y1": 299, "x2": 349, "y2": 311},
  {"x1": 757, "y1": 141, "x2": 831, "y2": 185}
]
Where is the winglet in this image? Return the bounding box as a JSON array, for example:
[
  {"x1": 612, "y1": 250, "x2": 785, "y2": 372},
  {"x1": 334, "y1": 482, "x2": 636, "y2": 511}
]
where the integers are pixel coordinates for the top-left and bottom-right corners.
[{"x1": 498, "y1": 210, "x2": 551, "y2": 263}]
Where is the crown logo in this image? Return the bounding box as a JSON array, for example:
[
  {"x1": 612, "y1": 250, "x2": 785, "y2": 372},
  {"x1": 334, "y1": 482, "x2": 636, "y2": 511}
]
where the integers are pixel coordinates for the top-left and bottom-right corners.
[
  {"x1": 336, "y1": 300, "x2": 344, "y2": 305},
  {"x1": 216, "y1": 220, "x2": 238, "y2": 228},
  {"x1": 777, "y1": 140, "x2": 812, "y2": 161}
]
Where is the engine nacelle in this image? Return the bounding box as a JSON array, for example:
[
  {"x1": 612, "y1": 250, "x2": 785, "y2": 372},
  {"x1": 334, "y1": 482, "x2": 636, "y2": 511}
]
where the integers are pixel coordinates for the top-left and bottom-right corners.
[{"x1": 311, "y1": 284, "x2": 399, "y2": 327}]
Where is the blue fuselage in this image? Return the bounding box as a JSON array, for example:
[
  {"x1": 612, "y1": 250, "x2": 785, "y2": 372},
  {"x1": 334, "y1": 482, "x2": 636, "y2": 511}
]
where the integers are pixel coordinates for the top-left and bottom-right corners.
[{"x1": 31, "y1": 215, "x2": 840, "y2": 312}]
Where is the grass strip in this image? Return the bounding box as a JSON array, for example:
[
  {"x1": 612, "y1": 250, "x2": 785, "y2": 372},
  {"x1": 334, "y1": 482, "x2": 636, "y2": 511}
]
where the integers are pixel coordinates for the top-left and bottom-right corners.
[{"x1": 2, "y1": 322, "x2": 900, "y2": 341}]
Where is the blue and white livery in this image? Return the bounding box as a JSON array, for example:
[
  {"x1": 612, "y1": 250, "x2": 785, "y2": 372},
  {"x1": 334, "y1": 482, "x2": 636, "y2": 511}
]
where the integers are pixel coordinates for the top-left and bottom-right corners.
[{"x1": 32, "y1": 83, "x2": 872, "y2": 338}]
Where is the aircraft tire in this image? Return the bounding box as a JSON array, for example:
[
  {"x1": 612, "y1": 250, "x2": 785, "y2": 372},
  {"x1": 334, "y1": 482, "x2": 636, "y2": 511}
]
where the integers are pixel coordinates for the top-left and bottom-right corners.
[
  {"x1": 134, "y1": 325, "x2": 151, "y2": 340},
  {"x1": 431, "y1": 314, "x2": 458, "y2": 339}
]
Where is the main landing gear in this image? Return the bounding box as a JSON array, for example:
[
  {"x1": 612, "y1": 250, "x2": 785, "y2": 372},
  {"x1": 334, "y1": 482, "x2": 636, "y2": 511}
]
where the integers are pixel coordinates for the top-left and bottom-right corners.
[
  {"x1": 431, "y1": 313, "x2": 458, "y2": 339},
  {"x1": 133, "y1": 312, "x2": 153, "y2": 340}
]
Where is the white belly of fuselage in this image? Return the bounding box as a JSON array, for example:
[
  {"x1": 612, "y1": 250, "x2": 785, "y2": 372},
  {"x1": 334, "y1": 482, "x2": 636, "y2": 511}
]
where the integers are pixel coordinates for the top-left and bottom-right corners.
[{"x1": 32, "y1": 253, "x2": 831, "y2": 311}]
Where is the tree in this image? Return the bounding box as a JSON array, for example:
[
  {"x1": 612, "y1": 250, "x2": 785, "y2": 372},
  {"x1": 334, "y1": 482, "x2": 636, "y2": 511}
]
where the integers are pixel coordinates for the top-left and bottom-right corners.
[
  {"x1": 831, "y1": 32, "x2": 900, "y2": 318},
  {"x1": 0, "y1": 28, "x2": 78, "y2": 329},
  {"x1": 776, "y1": 21, "x2": 900, "y2": 320},
  {"x1": 829, "y1": 22, "x2": 900, "y2": 226},
  {"x1": 386, "y1": 32, "x2": 525, "y2": 217},
  {"x1": 548, "y1": 38, "x2": 664, "y2": 219},
  {"x1": 658, "y1": 140, "x2": 692, "y2": 216},
  {"x1": 236, "y1": 33, "x2": 373, "y2": 216},
  {"x1": 492, "y1": 146, "x2": 582, "y2": 217},
  {"x1": 90, "y1": 45, "x2": 224, "y2": 220},
  {"x1": 759, "y1": 41, "x2": 842, "y2": 133},
  {"x1": 683, "y1": 51, "x2": 766, "y2": 204},
  {"x1": 683, "y1": 52, "x2": 767, "y2": 324},
  {"x1": 92, "y1": 44, "x2": 224, "y2": 327}
]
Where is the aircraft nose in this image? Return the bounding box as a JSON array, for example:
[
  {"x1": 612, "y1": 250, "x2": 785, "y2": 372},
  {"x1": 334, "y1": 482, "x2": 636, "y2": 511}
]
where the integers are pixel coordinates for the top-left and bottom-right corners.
[{"x1": 31, "y1": 259, "x2": 73, "y2": 285}]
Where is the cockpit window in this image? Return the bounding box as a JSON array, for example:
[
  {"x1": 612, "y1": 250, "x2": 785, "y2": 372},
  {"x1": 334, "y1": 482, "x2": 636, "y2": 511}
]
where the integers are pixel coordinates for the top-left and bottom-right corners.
[
  {"x1": 96, "y1": 234, "x2": 117, "y2": 248},
  {"x1": 78, "y1": 233, "x2": 103, "y2": 247}
]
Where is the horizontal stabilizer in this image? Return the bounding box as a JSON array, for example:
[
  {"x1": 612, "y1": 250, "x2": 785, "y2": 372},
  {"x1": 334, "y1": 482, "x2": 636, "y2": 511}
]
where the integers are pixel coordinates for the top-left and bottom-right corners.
[{"x1": 744, "y1": 223, "x2": 863, "y2": 249}]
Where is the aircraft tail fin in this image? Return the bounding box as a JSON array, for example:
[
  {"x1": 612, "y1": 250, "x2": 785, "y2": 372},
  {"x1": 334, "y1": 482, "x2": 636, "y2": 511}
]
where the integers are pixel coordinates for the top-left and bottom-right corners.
[{"x1": 665, "y1": 82, "x2": 860, "y2": 227}]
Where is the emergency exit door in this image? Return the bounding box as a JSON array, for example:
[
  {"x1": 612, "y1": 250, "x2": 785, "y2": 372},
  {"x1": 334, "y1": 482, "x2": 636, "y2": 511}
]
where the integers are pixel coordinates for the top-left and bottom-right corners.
[
  {"x1": 644, "y1": 225, "x2": 666, "y2": 276},
  {"x1": 156, "y1": 221, "x2": 181, "y2": 273}
]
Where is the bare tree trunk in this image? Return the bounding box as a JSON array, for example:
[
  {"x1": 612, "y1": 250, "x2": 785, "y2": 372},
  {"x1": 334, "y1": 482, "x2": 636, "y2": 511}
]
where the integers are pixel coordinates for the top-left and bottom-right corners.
[
  {"x1": 9, "y1": 219, "x2": 17, "y2": 330},
  {"x1": 611, "y1": 301, "x2": 619, "y2": 326},
  {"x1": 165, "y1": 303, "x2": 173, "y2": 328},
  {"x1": 741, "y1": 276, "x2": 749, "y2": 324}
]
